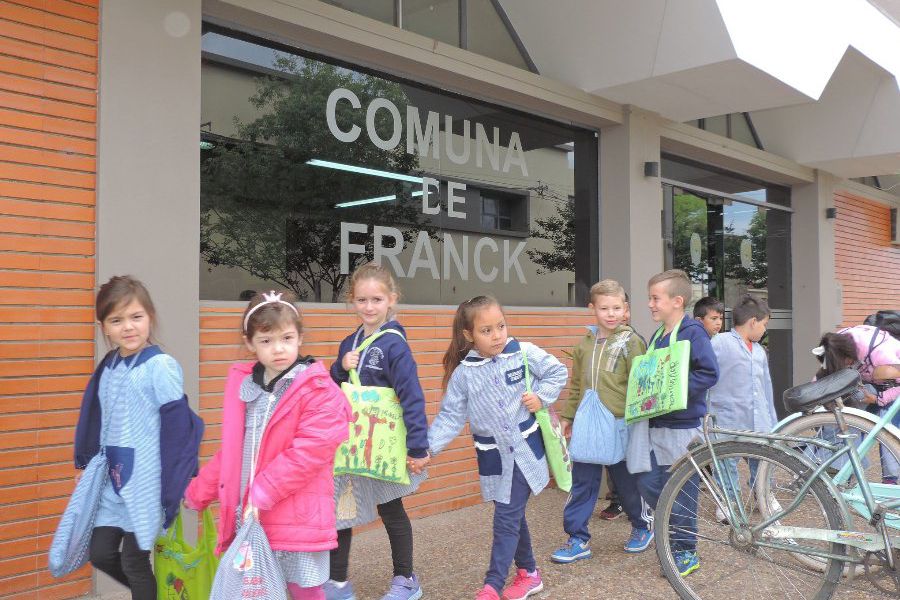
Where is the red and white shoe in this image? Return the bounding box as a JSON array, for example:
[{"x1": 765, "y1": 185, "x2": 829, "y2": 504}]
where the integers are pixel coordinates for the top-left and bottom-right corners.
[
  {"x1": 502, "y1": 569, "x2": 544, "y2": 600},
  {"x1": 475, "y1": 584, "x2": 500, "y2": 600}
]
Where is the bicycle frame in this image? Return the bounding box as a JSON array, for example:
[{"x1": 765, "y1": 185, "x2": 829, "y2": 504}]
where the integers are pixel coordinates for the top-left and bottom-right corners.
[{"x1": 692, "y1": 412, "x2": 900, "y2": 564}]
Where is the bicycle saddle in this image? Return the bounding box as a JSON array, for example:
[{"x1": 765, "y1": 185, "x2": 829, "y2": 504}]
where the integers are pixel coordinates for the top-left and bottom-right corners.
[{"x1": 783, "y1": 368, "x2": 861, "y2": 413}]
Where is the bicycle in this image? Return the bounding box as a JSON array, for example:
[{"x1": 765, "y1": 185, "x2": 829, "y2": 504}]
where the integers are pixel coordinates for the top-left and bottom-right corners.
[{"x1": 654, "y1": 367, "x2": 900, "y2": 599}]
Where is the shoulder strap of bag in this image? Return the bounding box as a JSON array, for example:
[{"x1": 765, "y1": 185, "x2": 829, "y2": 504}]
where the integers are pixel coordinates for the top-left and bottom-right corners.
[
  {"x1": 522, "y1": 344, "x2": 531, "y2": 393},
  {"x1": 647, "y1": 318, "x2": 682, "y2": 351},
  {"x1": 349, "y1": 328, "x2": 406, "y2": 386}
]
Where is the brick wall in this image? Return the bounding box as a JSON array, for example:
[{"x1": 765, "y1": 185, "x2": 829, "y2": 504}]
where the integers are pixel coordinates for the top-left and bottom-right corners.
[
  {"x1": 834, "y1": 191, "x2": 900, "y2": 327},
  {"x1": 0, "y1": 1, "x2": 98, "y2": 598},
  {"x1": 199, "y1": 304, "x2": 587, "y2": 523}
]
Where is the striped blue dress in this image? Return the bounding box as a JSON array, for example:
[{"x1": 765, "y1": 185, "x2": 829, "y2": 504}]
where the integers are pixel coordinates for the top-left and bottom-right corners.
[
  {"x1": 428, "y1": 338, "x2": 568, "y2": 504},
  {"x1": 94, "y1": 347, "x2": 183, "y2": 550}
]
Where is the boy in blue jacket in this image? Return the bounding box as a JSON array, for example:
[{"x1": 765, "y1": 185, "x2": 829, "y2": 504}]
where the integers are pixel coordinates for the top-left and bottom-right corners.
[{"x1": 626, "y1": 269, "x2": 719, "y2": 577}]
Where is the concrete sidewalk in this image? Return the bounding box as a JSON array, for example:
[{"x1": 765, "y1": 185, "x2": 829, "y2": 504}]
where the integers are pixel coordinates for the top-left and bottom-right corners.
[{"x1": 346, "y1": 487, "x2": 884, "y2": 600}]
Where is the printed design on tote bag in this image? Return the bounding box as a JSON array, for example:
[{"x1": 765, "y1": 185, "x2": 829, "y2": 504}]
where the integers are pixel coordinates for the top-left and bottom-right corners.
[{"x1": 232, "y1": 540, "x2": 254, "y2": 572}]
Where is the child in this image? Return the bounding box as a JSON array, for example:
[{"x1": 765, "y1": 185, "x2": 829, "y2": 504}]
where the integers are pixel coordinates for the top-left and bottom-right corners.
[
  {"x1": 74, "y1": 276, "x2": 202, "y2": 600},
  {"x1": 693, "y1": 296, "x2": 725, "y2": 338},
  {"x1": 706, "y1": 296, "x2": 777, "y2": 515},
  {"x1": 326, "y1": 263, "x2": 430, "y2": 600},
  {"x1": 626, "y1": 269, "x2": 719, "y2": 577},
  {"x1": 428, "y1": 296, "x2": 568, "y2": 600},
  {"x1": 185, "y1": 291, "x2": 351, "y2": 600},
  {"x1": 553, "y1": 280, "x2": 651, "y2": 563}
]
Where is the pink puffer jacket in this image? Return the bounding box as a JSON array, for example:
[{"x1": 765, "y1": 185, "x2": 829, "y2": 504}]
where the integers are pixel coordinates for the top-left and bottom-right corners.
[
  {"x1": 838, "y1": 325, "x2": 900, "y2": 406},
  {"x1": 185, "y1": 361, "x2": 351, "y2": 553}
]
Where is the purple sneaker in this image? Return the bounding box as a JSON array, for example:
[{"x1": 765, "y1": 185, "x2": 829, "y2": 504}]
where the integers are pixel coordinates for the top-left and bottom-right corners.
[{"x1": 381, "y1": 574, "x2": 423, "y2": 600}]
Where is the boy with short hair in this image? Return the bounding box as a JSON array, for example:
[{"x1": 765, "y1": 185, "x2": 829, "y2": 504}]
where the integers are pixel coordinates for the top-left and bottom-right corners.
[
  {"x1": 693, "y1": 296, "x2": 725, "y2": 338},
  {"x1": 627, "y1": 269, "x2": 719, "y2": 576},
  {"x1": 552, "y1": 280, "x2": 651, "y2": 564},
  {"x1": 707, "y1": 295, "x2": 777, "y2": 516}
]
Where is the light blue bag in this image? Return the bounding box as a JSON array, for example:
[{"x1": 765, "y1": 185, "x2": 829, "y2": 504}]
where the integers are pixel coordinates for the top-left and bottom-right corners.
[
  {"x1": 49, "y1": 452, "x2": 108, "y2": 578},
  {"x1": 567, "y1": 335, "x2": 629, "y2": 465}
]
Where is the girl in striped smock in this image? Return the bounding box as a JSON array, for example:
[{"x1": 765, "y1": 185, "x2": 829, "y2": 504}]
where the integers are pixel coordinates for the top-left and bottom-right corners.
[{"x1": 428, "y1": 296, "x2": 568, "y2": 600}]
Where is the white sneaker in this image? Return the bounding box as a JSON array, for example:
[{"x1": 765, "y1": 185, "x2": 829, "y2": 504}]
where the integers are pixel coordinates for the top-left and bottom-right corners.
[{"x1": 715, "y1": 505, "x2": 728, "y2": 524}]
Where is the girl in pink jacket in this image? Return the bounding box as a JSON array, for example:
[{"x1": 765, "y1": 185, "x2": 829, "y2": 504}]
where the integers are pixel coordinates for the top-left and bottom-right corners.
[{"x1": 185, "y1": 291, "x2": 352, "y2": 600}]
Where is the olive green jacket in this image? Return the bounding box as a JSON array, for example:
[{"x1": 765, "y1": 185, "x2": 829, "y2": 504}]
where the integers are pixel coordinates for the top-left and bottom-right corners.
[{"x1": 560, "y1": 324, "x2": 647, "y2": 420}]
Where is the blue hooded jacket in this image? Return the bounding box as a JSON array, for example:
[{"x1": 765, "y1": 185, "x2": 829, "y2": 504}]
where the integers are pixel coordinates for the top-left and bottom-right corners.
[
  {"x1": 330, "y1": 321, "x2": 429, "y2": 458},
  {"x1": 648, "y1": 315, "x2": 720, "y2": 429}
]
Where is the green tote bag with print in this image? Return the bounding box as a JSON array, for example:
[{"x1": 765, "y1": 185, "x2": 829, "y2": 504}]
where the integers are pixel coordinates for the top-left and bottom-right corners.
[
  {"x1": 523, "y1": 350, "x2": 572, "y2": 492},
  {"x1": 334, "y1": 329, "x2": 411, "y2": 485},
  {"x1": 624, "y1": 321, "x2": 691, "y2": 424},
  {"x1": 154, "y1": 508, "x2": 219, "y2": 600}
]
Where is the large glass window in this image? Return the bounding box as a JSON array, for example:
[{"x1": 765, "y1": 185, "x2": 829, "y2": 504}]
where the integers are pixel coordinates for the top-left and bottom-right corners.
[{"x1": 200, "y1": 29, "x2": 597, "y2": 306}]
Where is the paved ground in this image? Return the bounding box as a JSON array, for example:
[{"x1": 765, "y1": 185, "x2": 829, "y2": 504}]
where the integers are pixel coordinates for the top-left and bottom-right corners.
[
  {"x1": 345, "y1": 488, "x2": 891, "y2": 600},
  {"x1": 94, "y1": 487, "x2": 893, "y2": 599}
]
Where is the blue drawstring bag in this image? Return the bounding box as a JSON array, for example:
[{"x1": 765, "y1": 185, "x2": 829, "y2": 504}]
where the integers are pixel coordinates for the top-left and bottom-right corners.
[
  {"x1": 568, "y1": 389, "x2": 628, "y2": 465},
  {"x1": 567, "y1": 335, "x2": 629, "y2": 465},
  {"x1": 49, "y1": 452, "x2": 108, "y2": 578}
]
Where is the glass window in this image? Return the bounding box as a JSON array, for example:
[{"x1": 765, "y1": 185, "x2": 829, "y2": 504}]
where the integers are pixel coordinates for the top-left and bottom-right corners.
[
  {"x1": 402, "y1": 0, "x2": 460, "y2": 46},
  {"x1": 466, "y1": 0, "x2": 529, "y2": 70},
  {"x1": 321, "y1": 0, "x2": 395, "y2": 24},
  {"x1": 199, "y1": 29, "x2": 596, "y2": 306}
]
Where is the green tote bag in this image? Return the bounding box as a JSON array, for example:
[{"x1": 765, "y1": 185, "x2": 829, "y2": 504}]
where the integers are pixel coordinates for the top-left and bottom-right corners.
[
  {"x1": 523, "y1": 350, "x2": 573, "y2": 492},
  {"x1": 155, "y1": 508, "x2": 219, "y2": 600},
  {"x1": 624, "y1": 320, "x2": 691, "y2": 424},
  {"x1": 334, "y1": 329, "x2": 411, "y2": 485}
]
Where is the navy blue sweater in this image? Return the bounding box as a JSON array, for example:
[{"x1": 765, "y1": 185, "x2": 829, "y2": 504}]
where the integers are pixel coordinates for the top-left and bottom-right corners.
[
  {"x1": 648, "y1": 315, "x2": 720, "y2": 429},
  {"x1": 330, "y1": 321, "x2": 430, "y2": 458}
]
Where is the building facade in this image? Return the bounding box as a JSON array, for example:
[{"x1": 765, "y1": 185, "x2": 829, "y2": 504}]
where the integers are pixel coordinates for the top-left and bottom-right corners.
[{"x1": 1, "y1": 1, "x2": 899, "y2": 597}]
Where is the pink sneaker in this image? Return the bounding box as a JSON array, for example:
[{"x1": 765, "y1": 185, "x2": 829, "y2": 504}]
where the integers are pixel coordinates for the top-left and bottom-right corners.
[
  {"x1": 502, "y1": 569, "x2": 544, "y2": 600},
  {"x1": 475, "y1": 584, "x2": 500, "y2": 600}
]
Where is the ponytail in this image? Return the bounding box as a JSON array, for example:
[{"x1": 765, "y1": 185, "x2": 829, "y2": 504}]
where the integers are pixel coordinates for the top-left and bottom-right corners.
[{"x1": 442, "y1": 296, "x2": 502, "y2": 390}]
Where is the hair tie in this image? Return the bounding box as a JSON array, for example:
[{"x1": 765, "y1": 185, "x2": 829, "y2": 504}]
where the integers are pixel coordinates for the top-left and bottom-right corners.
[
  {"x1": 243, "y1": 291, "x2": 299, "y2": 333},
  {"x1": 811, "y1": 346, "x2": 826, "y2": 357}
]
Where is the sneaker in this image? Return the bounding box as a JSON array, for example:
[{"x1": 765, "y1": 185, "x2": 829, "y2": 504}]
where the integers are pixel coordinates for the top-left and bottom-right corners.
[
  {"x1": 883, "y1": 476, "x2": 898, "y2": 485},
  {"x1": 623, "y1": 527, "x2": 654, "y2": 553},
  {"x1": 599, "y1": 501, "x2": 624, "y2": 520},
  {"x1": 381, "y1": 574, "x2": 423, "y2": 600},
  {"x1": 550, "y1": 537, "x2": 591, "y2": 563},
  {"x1": 476, "y1": 585, "x2": 500, "y2": 600},
  {"x1": 674, "y1": 551, "x2": 700, "y2": 577},
  {"x1": 324, "y1": 580, "x2": 357, "y2": 600},
  {"x1": 715, "y1": 505, "x2": 728, "y2": 524},
  {"x1": 502, "y1": 568, "x2": 544, "y2": 600}
]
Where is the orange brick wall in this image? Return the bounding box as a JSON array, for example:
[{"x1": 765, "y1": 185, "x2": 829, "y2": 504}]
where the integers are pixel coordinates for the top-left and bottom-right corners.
[
  {"x1": 0, "y1": 1, "x2": 98, "y2": 598},
  {"x1": 834, "y1": 191, "x2": 900, "y2": 327},
  {"x1": 200, "y1": 304, "x2": 588, "y2": 522}
]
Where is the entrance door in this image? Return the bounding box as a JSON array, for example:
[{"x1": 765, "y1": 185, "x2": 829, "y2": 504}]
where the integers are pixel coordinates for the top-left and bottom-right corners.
[{"x1": 663, "y1": 183, "x2": 793, "y2": 416}]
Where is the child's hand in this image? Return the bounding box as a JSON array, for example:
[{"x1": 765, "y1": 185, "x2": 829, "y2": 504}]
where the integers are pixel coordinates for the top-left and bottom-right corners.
[
  {"x1": 342, "y1": 350, "x2": 360, "y2": 371},
  {"x1": 560, "y1": 419, "x2": 572, "y2": 440},
  {"x1": 406, "y1": 453, "x2": 430, "y2": 474},
  {"x1": 522, "y1": 392, "x2": 542, "y2": 413}
]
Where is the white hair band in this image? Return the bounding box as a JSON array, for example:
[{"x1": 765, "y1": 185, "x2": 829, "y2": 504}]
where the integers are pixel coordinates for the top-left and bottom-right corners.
[{"x1": 243, "y1": 291, "x2": 299, "y2": 333}]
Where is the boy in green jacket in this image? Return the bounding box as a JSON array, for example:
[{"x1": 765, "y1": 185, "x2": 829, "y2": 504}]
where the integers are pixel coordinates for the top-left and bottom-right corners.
[{"x1": 551, "y1": 280, "x2": 651, "y2": 564}]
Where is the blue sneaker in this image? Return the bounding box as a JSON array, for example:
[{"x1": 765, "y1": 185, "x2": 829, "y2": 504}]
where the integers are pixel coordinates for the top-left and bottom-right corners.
[
  {"x1": 550, "y1": 537, "x2": 592, "y2": 563},
  {"x1": 324, "y1": 580, "x2": 357, "y2": 600},
  {"x1": 623, "y1": 527, "x2": 654, "y2": 553},
  {"x1": 381, "y1": 574, "x2": 423, "y2": 600},
  {"x1": 674, "y1": 551, "x2": 700, "y2": 576}
]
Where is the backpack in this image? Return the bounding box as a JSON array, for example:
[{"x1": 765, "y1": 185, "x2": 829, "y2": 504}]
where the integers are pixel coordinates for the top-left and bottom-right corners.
[
  {"x1": 863, "y1": 310, "x2": 900, "y2": 341},
  {"x1": 856, "y1": 311, "x2": 900, "y2": 375}
]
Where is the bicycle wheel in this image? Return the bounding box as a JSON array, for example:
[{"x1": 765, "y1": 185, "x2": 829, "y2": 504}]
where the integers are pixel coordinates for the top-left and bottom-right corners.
[
  {"x1": 769, "y1": 411, "x2": 900, "y2": 489},
  {"x1": 755, "y1": 411, "x2": 900, "y2": 576},
  {"x1": 656, "y1": 440, "x2": 846, "y2": 600}
]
